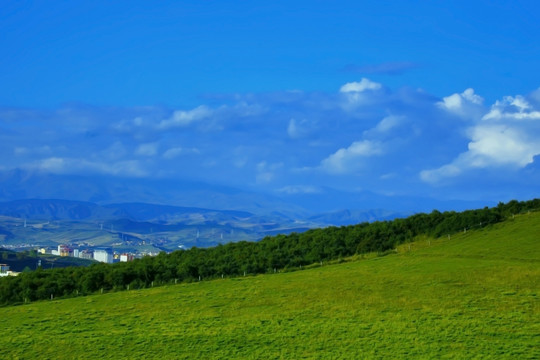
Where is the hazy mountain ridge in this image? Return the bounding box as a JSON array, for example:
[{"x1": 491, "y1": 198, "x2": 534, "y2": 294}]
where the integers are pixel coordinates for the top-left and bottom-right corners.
[
  {"x1": 0, "y1": 199, "x2": 126, "y2": 220},
  {"x1": 0, "y1": 199, "x2": 290, "y2": 226},
  {"x1": 0, "y1": 169, "x2": 495, "y2": 218},
  {"x1": 0, "y1": 169, "x2": 308, "y2": 217},
  {"x1": 0, "y1": 169, "x2": 501, "y2": 251},
  {"x1": 0, "y1": 199, "x2": 314, "y2": 250}
]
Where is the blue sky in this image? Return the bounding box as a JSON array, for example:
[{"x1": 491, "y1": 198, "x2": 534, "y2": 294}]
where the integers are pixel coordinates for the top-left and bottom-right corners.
[{"x1": 1, "y1": 1, "x2": 539, "y2": 210}]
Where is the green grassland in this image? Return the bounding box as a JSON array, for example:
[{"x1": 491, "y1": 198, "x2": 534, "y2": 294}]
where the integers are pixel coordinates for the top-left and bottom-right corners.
[{"x1": 1, "y1": 213, "x2": 538, "y2": 359}]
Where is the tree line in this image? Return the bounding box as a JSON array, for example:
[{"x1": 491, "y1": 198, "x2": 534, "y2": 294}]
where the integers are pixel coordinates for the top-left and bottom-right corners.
[{"x1": 0, "y1": 199, "x2": 538, "y2": 306}]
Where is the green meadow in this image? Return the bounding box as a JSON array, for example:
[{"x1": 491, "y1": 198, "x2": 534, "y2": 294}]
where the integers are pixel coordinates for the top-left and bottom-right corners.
[{"x1": 1, "y1": 212, "x2": 538, "y2": 359}]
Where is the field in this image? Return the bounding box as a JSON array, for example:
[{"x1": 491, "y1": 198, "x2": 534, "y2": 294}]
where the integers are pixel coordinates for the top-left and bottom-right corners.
[{"x1": 1, "y1": 212, "x2": 539, "y2": 359}]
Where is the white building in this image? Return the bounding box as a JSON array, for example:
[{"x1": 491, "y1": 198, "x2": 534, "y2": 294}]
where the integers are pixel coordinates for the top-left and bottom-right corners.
[
  {"x1": 120, "y1": 253, "x2": 134, "y2": 262},
  {"x1": 0, "y1": 264, "x2": 10, "y2": 276},
  {"x1": 93, "y1": 249, "x2": 113, "y2": 263},
  {"x1": 0, "y1": 264, "x2": 18, "y2": 277}
]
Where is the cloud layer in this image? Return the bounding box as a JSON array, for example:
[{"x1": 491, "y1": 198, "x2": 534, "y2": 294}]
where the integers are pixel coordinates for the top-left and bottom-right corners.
[{"x1": 1, "y1": 80, "x2": 539, "y2": 202}]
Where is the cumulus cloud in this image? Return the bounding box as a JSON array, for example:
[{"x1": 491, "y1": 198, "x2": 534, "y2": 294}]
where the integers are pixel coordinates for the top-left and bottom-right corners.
[
  {"x1": 340, "y1": 78, "x2": 382, "y2": 93},
  {"x1": 482, "y1": 95, "x2": 540, "y2": 121},
  {"x1": 422, "y1": 91, "x2": 540, "y2": 183},
  {"x1": 320, "y1": 140, "x2": 384, "y2": 174},
  {"x1": 338, "y1": 78, "x2": 385, "y2": 109},
  {"x1": 158, "y1": 105, "x2": 212, "y2": 129},
  {"x1": 436, "y1": 88, "x2": 484, "y2": 119},
  {"x1": 467, "y1": 125, "x2": 538, "y2": 167}
]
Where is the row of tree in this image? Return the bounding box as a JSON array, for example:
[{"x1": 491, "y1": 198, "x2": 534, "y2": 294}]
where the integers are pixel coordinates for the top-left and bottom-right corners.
[{"x1": 0, "y1": 199, "x2": 538, "y2": 306}]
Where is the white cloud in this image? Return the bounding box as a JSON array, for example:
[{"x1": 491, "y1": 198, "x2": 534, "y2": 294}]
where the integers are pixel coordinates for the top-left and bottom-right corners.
[
  {"x1": 135, "y1": 142, "x2": 159, "y2": 156},
  {"x1": 158, "y1": 106, "x2": 212, "y2": 129},
  {"x1": 437, "y1": 88, "x2": 484, "y2": 119},
  {"x1": 320, "y1": 140, "x2": 384, "y2": 174},
  {"x1": 339, "y1": 78, "x2": 384, "y2": 108},
  {"x1": 363, "y1": 115, "x2": 405, "y2": 138},
  {"x1": 422, "y1": 91, "x2": 540, "y2": 183},
  {"x1": 467, "y1": 125, "x2": 537, "y2": 167},
  {"x1": 482, "y1": 95, "x2": 540, "y2": 121},
  {"x1": 374, "y1": 115, "x2": 401, "y2": 133},
  {"x1": 420, "y1": 164, "x2": 462, "y2": 183},
  {"x1": 4, "y1": 82, "x2": 539, "y2": 203},
  {"x1": 340, "y1": 78, "x2": 382, "y2": 93}
]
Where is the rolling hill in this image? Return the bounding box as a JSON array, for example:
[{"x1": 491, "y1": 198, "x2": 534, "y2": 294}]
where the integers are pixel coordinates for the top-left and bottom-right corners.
[
  {"x1": 0, "y1": 210, "x2": 538, "y2": 359},
  {"x1": 0, "y1": 199, "x2": 314, "y2": 251}
]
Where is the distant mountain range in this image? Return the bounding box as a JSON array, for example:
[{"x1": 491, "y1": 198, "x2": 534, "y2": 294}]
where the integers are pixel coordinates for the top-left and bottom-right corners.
[
  {"x1": 0, "y1": 199, "x2": 314, "y2": 251},
  {"x1": 0, "y1": 169, "x2": 494, "y2": 218},
  {"x1": 0, "y1": 195, "x2": 493, "y2": 254},
  {"x1": 0, "y1": 169, "x2": 308, "y2": 216},
  {"x1": 0, "y1": 169, "x2": 499, "y2": 252},
  {"x1": 0, "y1": 199, "x2": 253, "y2": 223}
]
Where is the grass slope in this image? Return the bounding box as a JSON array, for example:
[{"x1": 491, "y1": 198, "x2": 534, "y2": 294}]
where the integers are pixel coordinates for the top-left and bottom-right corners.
[{"x1": 1, "y1": 213, "x2": 539, "y2": 359}]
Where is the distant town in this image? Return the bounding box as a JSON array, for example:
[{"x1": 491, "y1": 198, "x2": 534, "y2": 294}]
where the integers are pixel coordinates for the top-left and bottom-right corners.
[
  {"x1": 0, "y1": 245, "x2": 162, "y2": 278},
  {"x1": 44, "y1": 244, "x2": 151, "y2": 264}
]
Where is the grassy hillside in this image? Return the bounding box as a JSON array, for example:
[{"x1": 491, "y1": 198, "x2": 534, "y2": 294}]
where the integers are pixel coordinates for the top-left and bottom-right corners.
[{"x1": 1, "y1": 212, "x2": 538, "y2": 359}]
